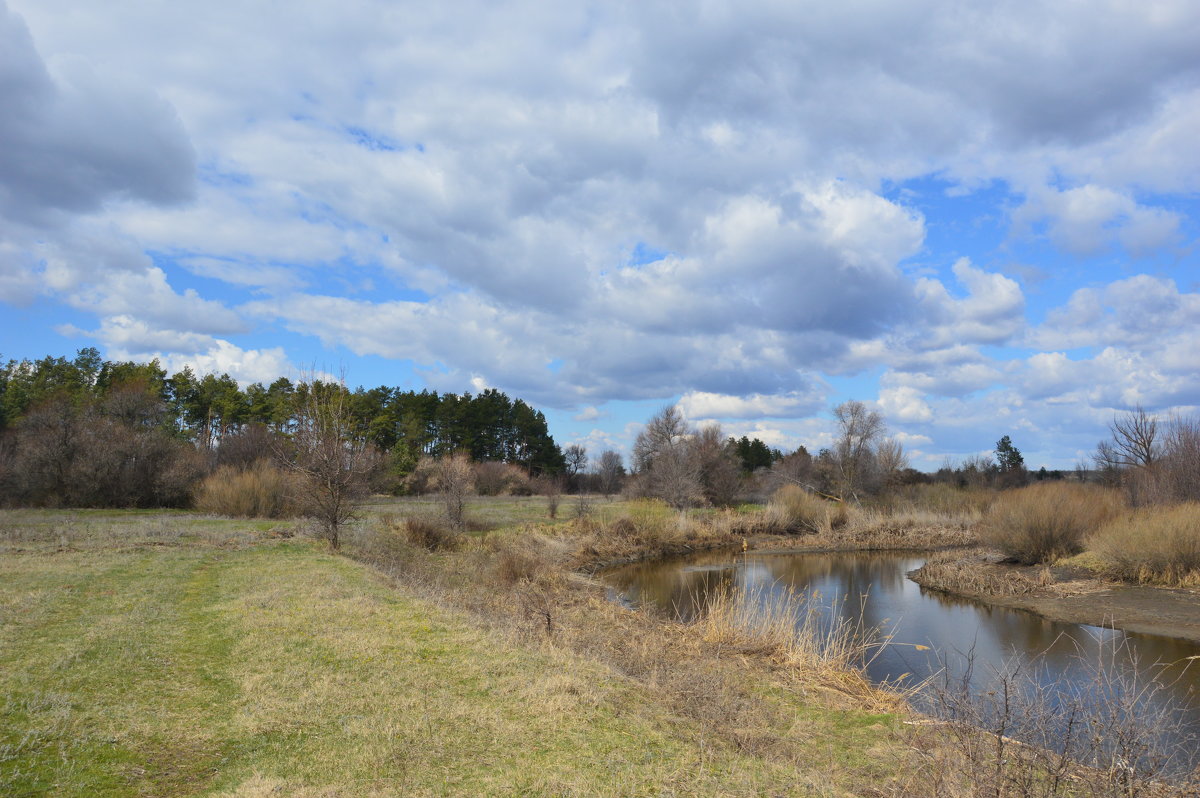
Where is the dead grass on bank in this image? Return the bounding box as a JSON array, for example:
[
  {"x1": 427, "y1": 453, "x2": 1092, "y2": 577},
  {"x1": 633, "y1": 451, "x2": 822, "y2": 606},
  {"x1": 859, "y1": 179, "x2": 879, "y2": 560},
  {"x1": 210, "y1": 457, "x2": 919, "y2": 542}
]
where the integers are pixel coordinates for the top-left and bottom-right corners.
[
  {"x1": 909, "y1": 550, "x2": 1049, "y2": 598},
  {"x1": 1091, "y1": 502, "x2": 1200, "y2": 586}
]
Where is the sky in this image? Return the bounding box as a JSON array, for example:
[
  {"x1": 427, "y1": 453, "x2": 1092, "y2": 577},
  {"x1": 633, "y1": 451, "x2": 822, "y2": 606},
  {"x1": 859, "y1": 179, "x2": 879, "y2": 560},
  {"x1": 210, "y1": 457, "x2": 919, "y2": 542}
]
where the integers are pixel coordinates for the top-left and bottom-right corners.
[{"x1": 1, "y1": 0, "x2": 1198, "y2": 471}]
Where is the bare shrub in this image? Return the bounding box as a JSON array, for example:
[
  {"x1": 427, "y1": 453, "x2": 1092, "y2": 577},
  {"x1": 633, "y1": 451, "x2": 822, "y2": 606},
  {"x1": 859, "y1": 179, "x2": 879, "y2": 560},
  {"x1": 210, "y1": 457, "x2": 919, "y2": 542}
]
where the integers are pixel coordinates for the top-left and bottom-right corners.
[
  {"x1": 401, "y1": 516, "x2": 462, "y2": 551},
  {"x1": 537, "y1": 475, "x2": 563, "y2": 519},
  {"x1": 193, "y1": 460, "x2": 295, "y2": 518},
  {"x1": 1090, "y1": 502, "x2": 1200, "y2": 584},
  {"x1": 473, "y1": 460, "x2": 531, "y2": 496},
  {"x1": 767, "y1": 484, "x2": 846, "y2": 534},
  {"x1": 215, "y1": 423, "x2": 279, "y2": 471},
  {"x1": 980, "y1": 482, "x2": 1123, "y2": 564},
  {"x1": 920, "y1": 644, "x2": 1199, "y2": 797},
  {"x1": 433, "y1": 453, "x2": 474, "y2": 530},
  {"x1": 572, "y1": 491, "x2": 593, "y2": 519}
]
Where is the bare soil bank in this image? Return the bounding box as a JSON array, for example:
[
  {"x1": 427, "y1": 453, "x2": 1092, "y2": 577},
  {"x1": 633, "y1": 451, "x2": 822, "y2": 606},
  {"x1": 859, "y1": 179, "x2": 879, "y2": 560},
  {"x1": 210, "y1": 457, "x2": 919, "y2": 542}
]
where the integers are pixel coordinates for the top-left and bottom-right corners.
[{"x1": 911, "y1": 550, "x2": 1200, "y2": 644}]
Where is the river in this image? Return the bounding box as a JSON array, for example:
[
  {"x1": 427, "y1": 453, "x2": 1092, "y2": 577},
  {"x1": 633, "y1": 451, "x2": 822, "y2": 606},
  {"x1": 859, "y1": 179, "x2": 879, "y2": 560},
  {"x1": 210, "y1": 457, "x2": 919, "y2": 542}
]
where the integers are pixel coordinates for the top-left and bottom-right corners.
[{"x1": 602, "y1": 548, "x2": 1200, "y2": 767}]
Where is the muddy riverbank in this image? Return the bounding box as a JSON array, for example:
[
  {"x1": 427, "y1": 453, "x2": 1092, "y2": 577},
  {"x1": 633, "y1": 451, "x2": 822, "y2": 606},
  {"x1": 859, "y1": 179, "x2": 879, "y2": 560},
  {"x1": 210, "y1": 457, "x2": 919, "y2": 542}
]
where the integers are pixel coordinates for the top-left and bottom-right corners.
[{"x1": 910, "y1": 549, "x2": 1200, "y2": 644}]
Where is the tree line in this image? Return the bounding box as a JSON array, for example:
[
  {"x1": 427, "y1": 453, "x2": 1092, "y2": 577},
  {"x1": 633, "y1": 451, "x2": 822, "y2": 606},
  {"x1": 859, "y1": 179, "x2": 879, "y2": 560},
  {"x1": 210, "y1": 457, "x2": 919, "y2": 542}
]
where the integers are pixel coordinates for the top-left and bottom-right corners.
[{"x1": 0, "y1": 348, "x2": 566, "y2": 507}]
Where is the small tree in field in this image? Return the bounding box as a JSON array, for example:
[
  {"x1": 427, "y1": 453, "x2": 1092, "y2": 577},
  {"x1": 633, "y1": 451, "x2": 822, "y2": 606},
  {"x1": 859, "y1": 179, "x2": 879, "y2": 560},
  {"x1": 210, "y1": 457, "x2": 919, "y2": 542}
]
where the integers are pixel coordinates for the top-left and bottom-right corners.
[
  {"x1": 284, "y1": 378, "x2": 380, "y2": 550},
  {"x1": 434, "y1": 452, "x2": 474, "y2": 530}
]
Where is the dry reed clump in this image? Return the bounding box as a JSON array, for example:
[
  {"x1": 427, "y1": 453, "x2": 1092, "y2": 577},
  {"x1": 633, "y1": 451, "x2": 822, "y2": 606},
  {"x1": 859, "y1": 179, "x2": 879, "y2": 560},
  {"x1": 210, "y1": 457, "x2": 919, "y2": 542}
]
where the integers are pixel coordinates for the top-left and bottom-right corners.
[
  {"x1": 399, "y1": 515, "x2": 462, "y2": 551},
  {"x1": 486, "y1": 532, "x2": 566, "y2": 587},
  {"x1": 909, "y1": 551, "x2": 1044, "y2": 597},
  {"x1": 192, "y1": 460, "x2": 295, "y2": 518},
  {"x1": 1090, "y1": 502, "x2": 1200, "y2": 585},
  {"x1": 692, "y1": 585, "x2": 906, "y2": 708},
  {"x1": 980, "y1": 482, "x2": 1123, "y2": 564},
  {"x1": 766, "y1": 484, "x2": 848, "y2": 534},
  {"x1": 563, "y1": 503, "x2": 749, "y2": 571},
  {"x1": 875, "y1": 483, "x2": 996, "y2": 520}
]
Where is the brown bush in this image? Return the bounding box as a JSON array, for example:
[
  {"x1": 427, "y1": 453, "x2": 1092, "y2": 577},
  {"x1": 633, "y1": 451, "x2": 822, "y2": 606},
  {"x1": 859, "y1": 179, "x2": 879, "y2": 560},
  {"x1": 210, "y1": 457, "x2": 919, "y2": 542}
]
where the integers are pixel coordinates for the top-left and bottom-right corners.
[
  {"x1": 401, "y1": 516, "x2": 462, "y2": 551},
  {"x1": 766, "y1": 484, "x2": 846, "y2": 533},
  {"x1": 489, "y1": 537, "x2": 556, "y2": 586},
  {"x1": 1091, "y1": 502, "x2": 1200, "y2": 584},
  {"x1": 473, "y1": 461, "x2": 532, "y2": 496},
  {"x1": 193, "y1": 460, "x2": 295, "y2": 518},
  {"x1": 980, "y1": 482, "x2": 1123, "y2": 564}
]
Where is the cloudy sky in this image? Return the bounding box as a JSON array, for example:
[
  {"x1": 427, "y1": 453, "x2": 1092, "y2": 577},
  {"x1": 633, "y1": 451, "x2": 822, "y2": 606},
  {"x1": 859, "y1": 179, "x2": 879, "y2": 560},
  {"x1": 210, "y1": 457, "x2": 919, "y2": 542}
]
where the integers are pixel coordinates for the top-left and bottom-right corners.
[{"x1": 2, "y1": 0, "x2": 1198, "y2": 470}]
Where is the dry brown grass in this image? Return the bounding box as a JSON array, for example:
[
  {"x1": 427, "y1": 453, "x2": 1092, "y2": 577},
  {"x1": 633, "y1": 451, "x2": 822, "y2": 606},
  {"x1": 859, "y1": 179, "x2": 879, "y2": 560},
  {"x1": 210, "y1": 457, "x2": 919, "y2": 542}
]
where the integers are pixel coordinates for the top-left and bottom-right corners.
[
  {"x1": 193, "y1": 461, "x2": 295, "y2": 519},
  {"x1": 766, "y1": 484, "x2": 848, "y2": 533},
  {"x1": 909, "y1": 550, "x2": 1047, "y2": 597},
  {"x1": 398, "y1": 515, "x2": 463, "y2": 551},
  {"x1": 1091, "y1": 502, "x2": 1200, "y2": 585},
  {"x1": 694, "y1": 585, "x2": 906, "y2": 704},
  {"x1": 980, "y1": 482, "x2": 1124, "y2": 564},
  {"x1": 874, "y1": 483, "x2": 996, "y2": 520}
]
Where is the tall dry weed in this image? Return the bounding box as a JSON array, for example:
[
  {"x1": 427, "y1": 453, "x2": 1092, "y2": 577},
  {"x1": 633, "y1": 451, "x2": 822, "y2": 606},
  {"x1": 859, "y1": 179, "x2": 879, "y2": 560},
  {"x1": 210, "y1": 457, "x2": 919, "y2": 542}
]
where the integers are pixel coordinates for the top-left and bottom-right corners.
[
  {"x1": 767, "y1": 484, "x2": 847, "y2": 533},
  {"x1": 193, "y1": 461, "x2": 295, "y2": 518},
  {"x1": 980, "y1": 482, "x2": 1123, "y2": 564},
  {"x1": 693, "y1": 585, "x2": 903, "y2": 704},
  {"x1": 876, "y1": 483, "x2": 996, "y2": 519},
  {"x1": 1090, "y1": 502, "x2": 1200, "y2": 585}
]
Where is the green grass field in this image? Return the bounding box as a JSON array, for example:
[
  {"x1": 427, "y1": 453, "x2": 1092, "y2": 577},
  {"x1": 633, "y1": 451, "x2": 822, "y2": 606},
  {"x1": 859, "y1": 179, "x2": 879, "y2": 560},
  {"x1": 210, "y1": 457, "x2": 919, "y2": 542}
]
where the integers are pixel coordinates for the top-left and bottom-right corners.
[{"x1": 1, "y1": 507, "x2": 908, "y2": 796}]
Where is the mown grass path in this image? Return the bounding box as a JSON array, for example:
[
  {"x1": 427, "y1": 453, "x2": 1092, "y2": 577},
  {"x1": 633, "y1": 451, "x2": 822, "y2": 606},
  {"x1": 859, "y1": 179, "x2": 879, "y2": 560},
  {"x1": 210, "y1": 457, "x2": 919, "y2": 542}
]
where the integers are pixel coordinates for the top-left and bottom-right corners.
[{"x1": 2, "y1": 535, "x2": 898, "y2": 796}]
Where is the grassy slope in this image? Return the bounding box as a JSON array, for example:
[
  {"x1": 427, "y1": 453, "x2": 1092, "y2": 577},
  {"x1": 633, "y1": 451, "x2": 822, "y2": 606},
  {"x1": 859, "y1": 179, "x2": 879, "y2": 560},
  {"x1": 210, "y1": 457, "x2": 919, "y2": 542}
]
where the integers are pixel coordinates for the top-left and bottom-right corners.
[{"x1": 1, "y1": 521, "x2": 901, "y2": 797}]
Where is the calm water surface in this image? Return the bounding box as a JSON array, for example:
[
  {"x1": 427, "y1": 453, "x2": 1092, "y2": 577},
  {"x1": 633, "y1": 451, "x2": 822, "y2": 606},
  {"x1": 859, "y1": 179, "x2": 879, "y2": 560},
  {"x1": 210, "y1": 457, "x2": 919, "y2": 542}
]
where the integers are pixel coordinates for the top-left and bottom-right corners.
[{"x1": 603, "y1": 549, "x2": 1200, "y2": 756}]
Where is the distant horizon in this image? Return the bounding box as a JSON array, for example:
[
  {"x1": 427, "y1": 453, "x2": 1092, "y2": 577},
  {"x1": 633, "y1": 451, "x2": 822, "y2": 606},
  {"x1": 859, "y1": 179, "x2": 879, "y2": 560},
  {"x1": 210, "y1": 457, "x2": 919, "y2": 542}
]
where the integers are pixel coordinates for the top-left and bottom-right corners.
[{"x1": 2, "y1": 0, "x2": 1197, "y2": 474}]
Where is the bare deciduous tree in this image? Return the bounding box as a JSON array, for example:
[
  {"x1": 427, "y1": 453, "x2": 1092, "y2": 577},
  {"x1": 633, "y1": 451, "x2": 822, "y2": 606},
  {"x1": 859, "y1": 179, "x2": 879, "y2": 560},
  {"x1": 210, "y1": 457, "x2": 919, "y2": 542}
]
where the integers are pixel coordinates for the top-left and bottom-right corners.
[
  {"x1": 1108, "y1": 405, "x2": 1160, "y2": 468},
  {"x1": 596, "y1": 449, "x2": 624, "y2": 497},
  {"x1": 564, "y1": 443, "x2": 587, "y2": 477},
  {"x1": 633, "y1": 405, "x2": 689, "y2": 472},
  {"x1": 649, "y1": 446, "x2": 703, "y2": 510},
  {"x1": 633, "y1": 405, "x2": 702, "y2": 509},
  {"x1": 690, "y1": 424, "x2": 742, "y2": 507},
  {"x1": 283, "y1": 379, "x2": 381, "y2": 550},
  {"x1": 1162, "y1": 416, "x2": 1200, "y2": 501},
  {"x1": 832, "y1": 400, "x2": 885, "y2": 501},
  {"x1": 874, "y1": 437, "x2": 908, "y2": 487}
]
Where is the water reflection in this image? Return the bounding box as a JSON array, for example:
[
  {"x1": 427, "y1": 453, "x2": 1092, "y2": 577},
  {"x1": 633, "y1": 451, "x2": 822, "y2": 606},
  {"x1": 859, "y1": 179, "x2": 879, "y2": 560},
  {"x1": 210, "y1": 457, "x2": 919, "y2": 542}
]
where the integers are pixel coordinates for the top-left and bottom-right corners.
[{"x1": 603, "y1": 549, "x2": 1200, "y2": 759}]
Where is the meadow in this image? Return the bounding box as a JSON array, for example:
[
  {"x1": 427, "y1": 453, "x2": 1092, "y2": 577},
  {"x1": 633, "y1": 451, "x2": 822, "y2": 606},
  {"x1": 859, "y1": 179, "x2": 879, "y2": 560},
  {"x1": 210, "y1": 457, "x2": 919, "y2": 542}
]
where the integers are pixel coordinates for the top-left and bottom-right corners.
[
  {"x1": 5, "y1": 489, "x2": 1198, "y2": 796},
  {"x1": 1, "y1": 501, "x2": 916, "y2": 797}
]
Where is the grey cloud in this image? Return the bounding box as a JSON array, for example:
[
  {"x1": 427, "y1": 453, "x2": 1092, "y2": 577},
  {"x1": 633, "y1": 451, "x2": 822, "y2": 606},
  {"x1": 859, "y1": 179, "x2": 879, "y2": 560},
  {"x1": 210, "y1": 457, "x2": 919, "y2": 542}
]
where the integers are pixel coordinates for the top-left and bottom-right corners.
[{"x1": 0, "y1": 2, "x2": 194, "y2": 225}]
